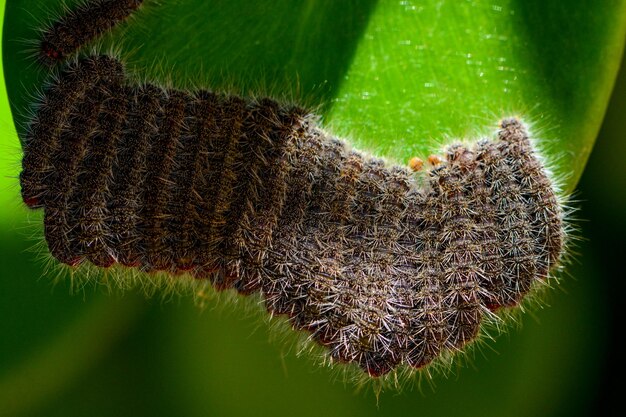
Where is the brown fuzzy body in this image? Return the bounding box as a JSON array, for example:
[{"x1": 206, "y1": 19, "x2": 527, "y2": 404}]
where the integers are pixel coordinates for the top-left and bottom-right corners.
[
  {"x1": 21, "y1": 56, "x2": 564, "y2": 377},
  {"x1": 39, "y1": 0, "x2": 144, "y2": 66}
]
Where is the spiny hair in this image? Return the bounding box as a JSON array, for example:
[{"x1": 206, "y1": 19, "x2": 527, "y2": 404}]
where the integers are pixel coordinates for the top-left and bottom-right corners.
[
  {"x1": 20, "y1": 55, "x2": 565, "y2": 377},
  {"x1": 37, "y1": 0, "x2": 145, "y2": 66},
  {"x1": 15, "y1": 0, "x2": 573, "y2": 383}
]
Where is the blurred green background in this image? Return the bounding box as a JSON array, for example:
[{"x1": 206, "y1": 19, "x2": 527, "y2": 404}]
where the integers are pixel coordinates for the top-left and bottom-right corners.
[{"x1": 1, "y1": 0, "x2": 624, "y2": 416}]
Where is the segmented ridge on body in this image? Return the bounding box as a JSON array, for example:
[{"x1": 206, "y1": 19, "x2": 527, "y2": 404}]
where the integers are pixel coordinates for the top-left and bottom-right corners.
[
  {"x1": 498, "y1": 119, "x2": 563, "y2": 279},
  {"x1": 140, "y1": 89, "x2": 190, "y2": 271},
  {"x1": 165, "y1": 90, "x2": 215, "y2": 273},
  {"x1": 402, "y1": 191, "x2": 447, "y2": 369},
  {"x1": 20, "y1": 57, "x2": 114, "y2": 208},
  {"x1": 39, "y1": 55, "x2": 124, "y2": 266},
  {"x1": 70, "y1": 81, "x2": 130, "y2": 267},
  {"x1": 21, "y1": 55, "x2": 565, "y2": 377},
  {"x1": 39, "y1": 0, "x2": 145, "y2": 66},
  {"x1": 107, "y1": 84, "x2": 162, "y2": 267},
  {"x1": 436, "y1": 146, "x2": 485, "y2": 351}
]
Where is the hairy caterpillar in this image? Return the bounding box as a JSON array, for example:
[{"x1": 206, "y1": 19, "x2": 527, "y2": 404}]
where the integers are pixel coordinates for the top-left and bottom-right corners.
[
  {"x1": 38, "y1": 0, "x2": 145, "y2": 66},
  {"x1": 20, "y1": 54, "x2": 565, "y2": 376}
]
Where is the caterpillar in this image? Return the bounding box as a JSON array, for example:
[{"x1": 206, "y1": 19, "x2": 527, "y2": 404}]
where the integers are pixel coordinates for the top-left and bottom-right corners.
[
  {"x1": 19, "y1": 54, "x2": 565, "y2": 377},
  {"x1": 38, "y1": 0, "x2": 145, "y2": 66}
]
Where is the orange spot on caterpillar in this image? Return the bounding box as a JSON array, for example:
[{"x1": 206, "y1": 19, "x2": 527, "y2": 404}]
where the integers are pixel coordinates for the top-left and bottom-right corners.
[
  {"x1": 428, "y1": 154, "x2": 442, "y2": 166},
  {"x1": 408, "y1": 156, "x2": 423, "y2": 172}
]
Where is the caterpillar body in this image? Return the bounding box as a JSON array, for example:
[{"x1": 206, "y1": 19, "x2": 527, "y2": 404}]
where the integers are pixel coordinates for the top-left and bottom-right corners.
[
  {"x1": 20, "y1": 55, "x2": 565, "y2": 376},
  {"x1": 38, "y1": 0, "x2": 145, "y2": 66}
]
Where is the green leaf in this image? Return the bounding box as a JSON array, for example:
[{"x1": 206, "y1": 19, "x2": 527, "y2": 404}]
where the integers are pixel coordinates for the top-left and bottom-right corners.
[
  {"x1": 325, "y1": 0, "x2": 626, "y2": 192},
  {"x1": 1, "y1": 0, "x2": 625, "y2": 415},
  {"x1": 5, "y1": 1, "x2": 624, "y2": 194}
]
